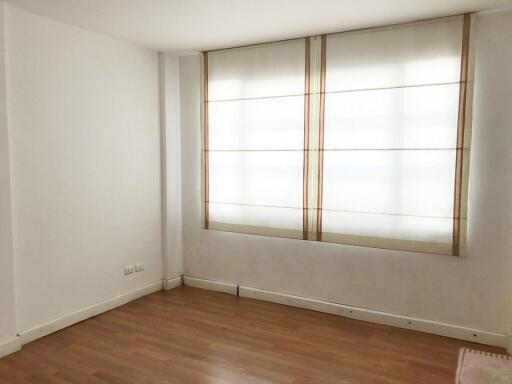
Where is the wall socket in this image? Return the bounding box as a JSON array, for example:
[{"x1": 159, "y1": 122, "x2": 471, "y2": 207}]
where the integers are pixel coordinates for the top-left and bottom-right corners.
[
  {"x1": 135, "y1": 263, "x2": 144, "y2": 272},
  {"x1": 124, "y1": 263, "x2": 143, "y2": 275}
]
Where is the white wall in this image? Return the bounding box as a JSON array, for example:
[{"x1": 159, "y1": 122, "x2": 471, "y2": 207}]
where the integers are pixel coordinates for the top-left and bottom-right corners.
[
  {"x1": 179, "y1": 9, "x2": 512, "y2": 337},
  {"x1": 471, "y1": 9, "x2": 512, "y2": 340},
  {"x1": 160, "y1": 54, "x2": 183, "y2": 280},
  {"x1": 5, "y1": 6, "x2": 162, "y2": 334},
  {"x1": 0, "y1": 3, "x2": 18, "y2": 356}
]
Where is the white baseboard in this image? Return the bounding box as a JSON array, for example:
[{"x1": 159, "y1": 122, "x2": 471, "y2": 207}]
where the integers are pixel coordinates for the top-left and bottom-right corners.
[
  {"x1": 0, "y1": 337, "x2": 21, "y2": 359},
  {"x1": 163, "y1": 276, "x2": 182, "y2": 290},
  {"x1": 8, "y1": 274, "x2": 508, "y2": 359},
  {"x1": 183, "y1": 276, "x2": 237, "y2": 295},
  {"x1": 239, "y1": 286, "x2": 507, "y2": 348},
  {"x1": 19, "y1": 280, "x2": 163, "y2": 345}
]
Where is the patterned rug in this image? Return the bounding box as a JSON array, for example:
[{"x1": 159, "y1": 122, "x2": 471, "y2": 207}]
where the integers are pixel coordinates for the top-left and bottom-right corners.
[{"x1": 456, "y1": 348, "x2": 512, "y2": 383}]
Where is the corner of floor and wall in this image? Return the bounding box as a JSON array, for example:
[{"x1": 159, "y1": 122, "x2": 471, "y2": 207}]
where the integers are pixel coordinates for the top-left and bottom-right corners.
[{"x1": 1, "y1": 1, "x2": 512, "y2": 360}]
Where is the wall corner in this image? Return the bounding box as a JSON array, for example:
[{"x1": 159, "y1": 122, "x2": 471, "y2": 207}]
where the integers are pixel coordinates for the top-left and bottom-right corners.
[{"x1": 160, "y1": 53, "x2": 183, "y2": 281}]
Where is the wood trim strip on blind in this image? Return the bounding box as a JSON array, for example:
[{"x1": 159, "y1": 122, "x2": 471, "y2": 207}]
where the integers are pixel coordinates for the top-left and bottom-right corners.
[
  {"x1": 452, "y1": 14, "x2": 471, "y2": 256},
  {"x1": 203, "y1": 52, "x2": 210, "y2": 229},
  {"x1": 303, "y1": 37, "x2": 311, "y2": 240},
  {"x1": 316, "y1": 35, "x2": 327, "y2": 241}
]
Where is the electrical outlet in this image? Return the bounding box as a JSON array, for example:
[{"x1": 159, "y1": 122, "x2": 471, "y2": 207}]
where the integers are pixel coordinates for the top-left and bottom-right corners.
[
  {"x1": 124, "y1": 265, "x2": 134, "y2": 275},
  {"x1": 135, "y1": 263, "x2": 144, "y2": 272}
]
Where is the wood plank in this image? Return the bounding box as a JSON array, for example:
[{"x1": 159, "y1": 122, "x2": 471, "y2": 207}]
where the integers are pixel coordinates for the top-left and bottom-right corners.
[{"x1": 0, "y1": 287, "x2": 503, "y2": 383}]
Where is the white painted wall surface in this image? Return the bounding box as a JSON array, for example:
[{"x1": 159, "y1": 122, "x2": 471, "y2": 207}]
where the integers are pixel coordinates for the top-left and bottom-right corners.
[
  {"x1": 161, "y1": 54, "x2": 183, "y2": 280},
  {"x1": 0, "y1": 3, "x2": 18, "y2": 354},
  {"x1": 5, "y1": 6, "x2": 162, "y2": 334},
  {"x1": 471, "y1": 10, "x2": 512, "y2": 341},
  {"x1": 179, "y1": 9, "x2": 512, "y2": 336}
]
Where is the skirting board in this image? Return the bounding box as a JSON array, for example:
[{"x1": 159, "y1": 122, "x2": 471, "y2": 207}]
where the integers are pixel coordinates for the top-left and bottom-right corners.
[
  {"x1": 183, "y1": 276, "x2": 237, "y2": 295},
  {"x1": 238, "y1": 286, "x2": 507, "y2": 348},
  {"x1": 19, "y1": 280, "x2": 163, "y2": 345},
  {"x1": 507, "y1": 335, "x2": 512, "y2": 355},
  {"x1": 163, "y1": 276, "x2": 182, "y2": 290},
  {"x1": 0, "y1": 337, "x2": 21, "y2": 359}
]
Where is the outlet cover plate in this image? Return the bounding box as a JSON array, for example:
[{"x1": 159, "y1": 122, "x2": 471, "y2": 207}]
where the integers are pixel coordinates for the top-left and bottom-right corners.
[{"x1": 135, "y1": 263, "x2": 144, "y2": 272}]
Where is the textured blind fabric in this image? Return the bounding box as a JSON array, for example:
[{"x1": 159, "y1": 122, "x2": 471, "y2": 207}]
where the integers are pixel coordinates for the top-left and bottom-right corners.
[
  {"x1": 202, "y1": 15, "x2": 472, "y2": 255},
  {"x1": 321, "y1": 17, "x2": 470, "y2": 255},
  {"x1": 204, "y1": 40, "x2": 307, "y2": 238}
]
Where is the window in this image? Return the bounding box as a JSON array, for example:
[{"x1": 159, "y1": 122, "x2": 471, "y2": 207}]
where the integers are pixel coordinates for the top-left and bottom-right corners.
[{"x1": 202, "y1": 15, "x2": 472, "y2": 256}]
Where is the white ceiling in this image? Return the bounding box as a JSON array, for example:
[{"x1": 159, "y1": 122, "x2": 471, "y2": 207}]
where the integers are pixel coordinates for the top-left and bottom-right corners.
[{"x1": 6, "y1": 0, "x2": 512, "y2": 53}]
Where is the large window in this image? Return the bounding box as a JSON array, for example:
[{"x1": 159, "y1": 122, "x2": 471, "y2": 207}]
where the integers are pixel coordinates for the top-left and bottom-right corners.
[{"x1": 202, "y1": 15, "x2": 472, "y2": 256}]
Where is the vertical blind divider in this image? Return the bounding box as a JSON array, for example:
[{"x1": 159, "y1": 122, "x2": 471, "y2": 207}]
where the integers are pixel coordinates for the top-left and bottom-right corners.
[
  {"x1": 202, "y1": 52, "x2": 210, "y2": 229},
  {"x1": 316, "y1": 35, "x2": 327, "y2": 241},
  {"x1": 303, "y1": 38, "x2": 311, "y2": 240},
  {"x1": 452, "y1": 14, "x2": 471, "y2": 256}
]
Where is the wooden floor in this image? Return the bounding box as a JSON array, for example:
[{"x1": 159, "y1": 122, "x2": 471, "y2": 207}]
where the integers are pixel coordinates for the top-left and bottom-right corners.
[{"x1": 0, "y1": 287, "x2": 504, "y2": 384}]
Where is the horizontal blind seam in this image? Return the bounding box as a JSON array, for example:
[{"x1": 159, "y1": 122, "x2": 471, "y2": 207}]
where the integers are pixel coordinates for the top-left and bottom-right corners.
[
  {"x1": 205, "y1": 147, "x2": 468, "y2": 152},
  {"x1": 207, "y1": 81, "x2": 464, "y2": 103},
  {"x1": 325, "y1": 81, "x2": 462, "y2": 95},
  {"x1": 208, "y1": 201, "x2": 461, "y2": 220}
]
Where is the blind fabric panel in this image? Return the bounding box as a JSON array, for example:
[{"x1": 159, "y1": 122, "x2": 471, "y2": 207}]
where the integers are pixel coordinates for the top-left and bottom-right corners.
[
  {"x1": 321, "y1": 15, "x2": 470, "y2": 255},
  {"x1": 209, "y1": 96, "x2": 305, "y2": 150},
  {"x1": 204, "y1": 39, "x2": 307, "y2": 238},
  {"x1": 209, "y1": 151, "x2": 303, "y2": 208},
  {"x1": 322, "y1": 150, "x2": 456, "y2": 218},
  {"x1": 208, "y1": 40, "x2": 306, "y2": 101},
  {"x1": 324, "y1": 84, "x2": 461, "y2": 150},
  {"x1": 202, "y1": 15, "x2": 472, "y2": 256},
  {"x1": 325, "y1": 18, "x2": 463, "y2": 92}
]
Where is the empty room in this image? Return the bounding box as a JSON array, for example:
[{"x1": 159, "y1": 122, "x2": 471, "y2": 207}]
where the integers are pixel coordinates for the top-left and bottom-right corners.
[{"x1": 1, "y1": 0, "x2": 512, "y2": 383}]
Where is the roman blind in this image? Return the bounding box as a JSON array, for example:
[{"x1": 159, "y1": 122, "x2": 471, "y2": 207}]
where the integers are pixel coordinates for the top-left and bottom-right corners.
[
  {"x1": 203, "y1": 39, "x2": 307, "y2": 239},
  {"x1": 202, "y1": 14, "x2": 473, "y2": 256}
]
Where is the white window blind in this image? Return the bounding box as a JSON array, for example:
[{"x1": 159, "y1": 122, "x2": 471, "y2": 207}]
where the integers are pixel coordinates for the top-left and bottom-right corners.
[
  {"x1": 204, "y1": 40, "x2": 307, "y2": 239},
  {"x1": 202, "y1": 15, "x2": 473, "y2": 255}
]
